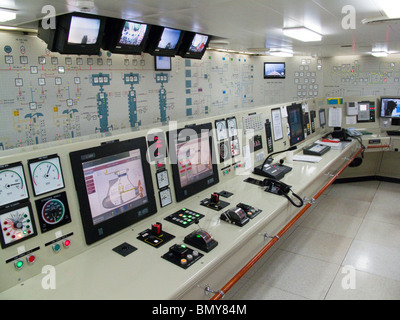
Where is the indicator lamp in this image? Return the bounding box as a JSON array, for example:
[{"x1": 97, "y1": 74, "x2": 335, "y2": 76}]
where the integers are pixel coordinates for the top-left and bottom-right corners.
[{"x1": 14, "y1": 260, "x2": 24, "y2": 270}]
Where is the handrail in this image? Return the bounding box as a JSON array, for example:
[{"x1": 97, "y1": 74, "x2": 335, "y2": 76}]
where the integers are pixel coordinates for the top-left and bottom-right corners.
[{"x1": 210, "y1": 147, "x2": 364, "y2": 300}]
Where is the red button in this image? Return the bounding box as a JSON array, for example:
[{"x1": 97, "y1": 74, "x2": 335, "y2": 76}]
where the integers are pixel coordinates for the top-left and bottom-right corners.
[
  {"x1": 26, "y1": 255, "x2": 36, "y2": 264},
  {"x1": 63, "y1": 239, "x2": 71, "y2": 248}
]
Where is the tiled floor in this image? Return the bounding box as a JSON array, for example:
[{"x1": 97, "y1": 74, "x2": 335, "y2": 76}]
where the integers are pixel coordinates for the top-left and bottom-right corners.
[{"x1": 225, "y1": 181, "x2": 400, "y2": 300}]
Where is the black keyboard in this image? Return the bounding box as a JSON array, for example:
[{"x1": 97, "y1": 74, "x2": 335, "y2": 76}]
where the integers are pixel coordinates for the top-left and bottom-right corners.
[{"x1": 387, "y1": 131, "x2": 400, "y2": 136}]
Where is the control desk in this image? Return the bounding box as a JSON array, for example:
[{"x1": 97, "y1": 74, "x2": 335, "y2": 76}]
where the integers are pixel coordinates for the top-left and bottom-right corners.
[{"x1": 0, "y1": 100, "x2": 374, "y2": 300}]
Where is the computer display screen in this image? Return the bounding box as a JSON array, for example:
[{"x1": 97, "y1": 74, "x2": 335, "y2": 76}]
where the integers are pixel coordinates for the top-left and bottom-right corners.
[
  {"x1": 287, "y1": 104, "x2": 305, "y2": 146},
  {"x1": 188, "y1": 34, "x2": 209, "y2": 53},
  {"x1": 264, "y1": 62, "x2": 286, "y2": 79},
  {"x1": 155, "y1": 56, "x2": 171, "y2": 71},
  {"x1": 157, "y1": 28, "x2": 182, "y2": 50},
  {"x1": 319, "y1": 109, "x2": 326, "y2": 127},
  {"x1": 380, "y1": 97, "x2": 400, "y2": 118},
  {"x1": 82, "y1": 149, "x2": 148, "y2": 226},
  {"x1": 167, "y1": 123, "x2": 219, "y2": 202},
  {"x1": 70, "y1": 137, "x2": 156, "y2": 245},
  {"x1": 118, "y1": 21, "x2": 148, "y2": 46},
  {"x1": 68, "y1": 16, "x2": 101, "y2": 45}
]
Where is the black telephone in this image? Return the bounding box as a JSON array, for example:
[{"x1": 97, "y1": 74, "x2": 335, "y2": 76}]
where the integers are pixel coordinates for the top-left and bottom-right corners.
[{"x1": 263, "y1": 178, "x2": 304, "y2": 208}]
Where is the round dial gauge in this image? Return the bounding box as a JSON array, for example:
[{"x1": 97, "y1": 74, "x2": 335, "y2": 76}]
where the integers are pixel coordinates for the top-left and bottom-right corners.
[
  {"x1": 159, "y1": 188, "x2": 172, "y2": 207},
  {"x1": 29, "y1": 156, "x2": 64, "y2": 196},
  {"x1": 215, "y1": 120, "x2": 227, "y2": 141},
  {"x1": 41, "y1": 198, "x2": 65, "y2": 225},
  {"x1": 0, "y1": 163, "x2": 29, "y2": 207},
  {"x1": 227, "y1": 118, "x2": 237, "y2": 137}
]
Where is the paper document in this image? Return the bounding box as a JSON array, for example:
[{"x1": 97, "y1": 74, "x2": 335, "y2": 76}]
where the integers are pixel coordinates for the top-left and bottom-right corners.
[
  {"x1": 293, "y1": 155, "x2": 322, "y2": 163},
  {"x1": 328, "y1": 107, "x2": 342, "y2": 127}
]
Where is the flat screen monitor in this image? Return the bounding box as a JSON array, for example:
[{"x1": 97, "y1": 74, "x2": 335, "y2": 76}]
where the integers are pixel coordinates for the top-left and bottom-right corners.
[
  {"x1": 102, "y1": 18, "x2": 151, "y2": 54},
  {"x1": 155, "y1": 56, "x2": 171, "y2": 71},
  {"x1": 287, "y1": 104, "x2": 305, "y2": 146},
  {"x1": 264, "y1": 62, "x2": 286, "y2": 79},
  {"x1": 145, "y1": 26, "x2": 184, "y2": 57},
  {"x1": 38, "y1": 12, "x2": 106, "y2": 55},
  {"x1": 178, "y1": 32, "x2": 210, "y2": 59},
  {"x1": 70, "y1": 138, "x2": 157, "y2": 245},
  {"x1": 167, "y1": 123, "x2": 219, "y2": 202},
  {"x1": 380, "y1": 97, "x2": 400, "y2": 118},
  {"x1": 319, "y1": 109, "x2": 326, "y2": 127}
]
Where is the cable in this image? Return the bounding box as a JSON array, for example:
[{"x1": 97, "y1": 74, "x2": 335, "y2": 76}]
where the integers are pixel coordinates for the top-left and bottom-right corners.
[{"x1": 281, "y1": 189, "x2": 304, "y2": 208}]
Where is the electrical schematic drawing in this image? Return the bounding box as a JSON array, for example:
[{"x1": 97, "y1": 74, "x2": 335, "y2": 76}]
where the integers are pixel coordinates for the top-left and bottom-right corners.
[{"x1": 123, "y1": 72, "x2": 141, "y2": 128}]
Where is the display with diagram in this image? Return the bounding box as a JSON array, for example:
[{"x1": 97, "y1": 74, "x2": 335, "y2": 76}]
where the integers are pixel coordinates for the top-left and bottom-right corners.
[
  {"x1": 28, "y1": 154, "x2": 65, "y2": 196},
  {"x1": 0, "y1": 162, "x2": 29, "y2": 208},
  {"x1": 167, "y1": 123, "x2": 219, "y2": 202},
  {"x1": 70, "y1": 137, "x2": 157, "y2": 245}
]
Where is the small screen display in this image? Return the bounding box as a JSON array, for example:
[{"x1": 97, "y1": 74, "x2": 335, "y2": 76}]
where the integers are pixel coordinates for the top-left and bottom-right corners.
[
  {"x1": 118, "y1": 21, "x2": 147, "y2": 46},
  {"x1": 157, "y1": 28, "x2": 181, "y2": 49},
  {"x1": 287, "y1": 104, "x2": 305, "y2": 146},
  {"x1": 264, "y1": 62, "x2": 286, "y2": 79},
  {"x1": 189, "y1": 34, "x2": 208, "y2": 53},
  {"x1": 381, "y1": 98, "x2": 400, "y2": 118},
  {"x1": 175, "y1": 132, "x2": 213, "y2": 188},
  {"x1": 81, "y1": 149, "x2": 148, "y2": 225},
  {"x1": 155, "y1": 56, "x2": 171, "y2": 71},
  {"x1": 68, "y1": 16, "x2": 101, "y2": 45}
]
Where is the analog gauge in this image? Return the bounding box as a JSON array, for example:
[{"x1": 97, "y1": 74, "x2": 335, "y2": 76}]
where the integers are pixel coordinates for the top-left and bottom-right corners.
[
  {"x1": 41, "y1": 198, "x2": 65, "y2": 225},
  {"x1": 0, "y1": 162, "x2": 29, "y2": 207},
  {"x1": 227, "y1": 117, "x2": 238, "y2": 137},
  {"x1": 156, "y1": 170, "x2": 169, "y2": 189},
  {"x1": 35, "y1": 191, "x2": 71, "y2": 233},
  {"x1": 215, "y1": 120, "x2": 227, "y2": 141},
  {"x1": 159, "y1": 188, "x2": 172, "y2": 208},
  {"x1": 28, "y1": 155, "x2": 64, "y2": 196},
  {"x1": 219, "y1": 141, "x2": 230, "y2": 163},
  {"x1": 0, "y1": 203, "x2": 37, "y2": 249}
]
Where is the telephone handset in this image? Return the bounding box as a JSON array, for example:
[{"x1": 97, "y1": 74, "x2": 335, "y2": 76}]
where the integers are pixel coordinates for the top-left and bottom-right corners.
[{"x1": 263, "y1": 178, "x2": 304, "y2": 208}]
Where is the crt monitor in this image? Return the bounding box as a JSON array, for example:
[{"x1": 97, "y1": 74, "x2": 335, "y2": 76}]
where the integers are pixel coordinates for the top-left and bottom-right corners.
[
  {"x1": 70, "y1": 137, "x2": 157, "y2": 245},
  {"x1": 380, "y1": 97, "x2": 400, "y2": 118},
  {"x1": 167, "y1": 123, "x2": 219, "y2": 202},
  {"x1": 178, "y1": 32, "x2": 211, "y2": 59},
  {"x1": 38, "y1": 12, "x2": 106, "y2": 55},
  {"x1": 264, "y1": 62, "x2": 286, "y2": 79},
  {"x1": 145, "y1": 26, "x2": 184, "y2": 56},
  {"x1": 102, "y1": 18, "x2": 151, "y2": 54},
  {"x1": 287, "y1": 104, "x2": 305, "y2": 146}
]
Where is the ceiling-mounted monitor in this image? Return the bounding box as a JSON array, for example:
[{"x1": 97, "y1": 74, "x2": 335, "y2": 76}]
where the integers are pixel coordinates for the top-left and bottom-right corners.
[
  {"x1": 102, "y1": 18, "x2": 151, "y2": 54},
  {"x1": 145, "y1": 26, "x2": 184, "y2": 57},
  {"x1": 38, "y1": 12, "x2": 106, "y2": 55},
  {"x1": 178, "y1": 32, "x2": 211, "y2": 59}
]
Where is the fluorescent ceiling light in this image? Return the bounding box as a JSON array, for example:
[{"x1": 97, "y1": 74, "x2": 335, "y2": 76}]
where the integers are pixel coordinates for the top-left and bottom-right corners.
[
  {"x1": 0, "y1": 8, "x2": 17, "y2": 22},
  {"x1": 269, "y1": 48, "x2": 293, "y2": 57},
  {"x1": 371, "y1": 50, "x2": 388, "y2": 57},
  {"x1": 283, "y1": 27, "x2": 322, "y2": 42},
  {"x1": 378, "y1": 0, "x2": 400, "y2": 18}
]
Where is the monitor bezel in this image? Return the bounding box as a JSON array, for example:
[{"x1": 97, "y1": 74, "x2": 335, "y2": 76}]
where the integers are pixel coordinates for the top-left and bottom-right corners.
[
  {"x1": 264, "y1": 62, "x2": 286, "y2": 79},
  {"x1": 178, "y1": 32, "x2": 211, "y2": 59},
  {"x1": 287, "y1": 104, "x2": 305, "y2": 146},
  {"x1": 380, "y1": 97, "x2": 400, "y2": 118},
  {"x1": 102, "y1": 18, "x2": 151, "y2": 55},
  {"x1": 145, "y1": 26, "x2": 185, "y2": 57},
  {"x1": 69, "y1": 137, "x2": 157, "y2": 245},
  {"x1": 167, "y1": 123, "x2": 219, "y2": 202},
  {"x1": 53, "y1": 12, "x2": 106, "y2": 55}
]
